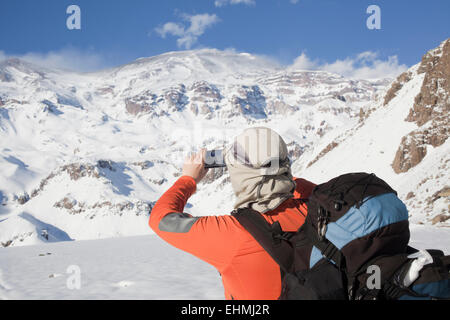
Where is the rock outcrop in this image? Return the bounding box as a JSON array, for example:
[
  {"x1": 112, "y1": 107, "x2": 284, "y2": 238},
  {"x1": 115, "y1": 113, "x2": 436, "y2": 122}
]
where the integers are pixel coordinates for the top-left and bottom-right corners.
[{"x1": 392, "y1": 39, "x2": 450, "y2": 173}]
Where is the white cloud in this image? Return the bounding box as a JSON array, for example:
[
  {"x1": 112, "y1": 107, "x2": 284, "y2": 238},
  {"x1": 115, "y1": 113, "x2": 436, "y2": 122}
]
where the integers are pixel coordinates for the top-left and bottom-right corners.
[
  {"x1": 290, "y1": 51, "x2": 407, "y2": 80},
  {"x1": 290, "y1": 53, "x2": 316, "y2": 69},
  {"x1": 214, "y1": 0, "x2": 255, "y2": 7},
  {"x1": 155, "y1": 13, "x2": 220, "y2": 49},
  {"x1": 214, "y1": 0, "x2": 297, "y2": 6},
  {"x1": 0, "y1": 51, "x2": 7, "y2": 62},
  {"x1": 155, "y1": 22, "x2": 185, "y2": 38},
  {"x1": 0, "y1": 46, "x2": 406, "y2": 80},
  {"x1": 0, "y1": 48, "x2": 106, "y2": 72},
  {"x1": 356, "y1": 51, "x2": 378, "y2": 62}
]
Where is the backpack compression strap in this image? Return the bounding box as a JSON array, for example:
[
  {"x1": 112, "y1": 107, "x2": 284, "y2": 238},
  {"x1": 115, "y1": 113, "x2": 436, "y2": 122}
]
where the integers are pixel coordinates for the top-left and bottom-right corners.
[{"x1": 232, "y1": 208, "x2": 294, "y2": 273}]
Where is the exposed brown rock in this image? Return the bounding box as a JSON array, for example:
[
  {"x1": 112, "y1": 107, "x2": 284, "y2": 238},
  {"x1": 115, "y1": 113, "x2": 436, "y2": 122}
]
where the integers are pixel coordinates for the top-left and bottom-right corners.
[
  {"x1": 2, "y1": 99, "x2": 28, "y2": 105},
  {"x1": 202, "y1": 167, "x2": 226, "y2": 184},
  {"x1": 426, "y1": 186, "x2": 450, "y2": 205},
  {"x1": 392, "y1": 134, "x2": 427, "y2": 173},
  {"x1": 95, "y1": 86, "x2": 115, "y2": 95},
  {"x1": 392, "y1": 39, "x2": 450, "y2": 173},
  {"x1": 438, "y1": 186, "x2": 450, "y2": 197},
  {"x1": 190, "y1": 81, "x2": 221, "y2": 101},
  {"x1": 406, "y1": 192, "x2": 415, "y2": 200},
  {"x1": 92, "y1": 201, "x2": 112, "y2": 208},
  {"x1": 287, "y1": 141, "x2": 304, "y2": 160},
  {"x1": 383, "y1": 71, "x2": 412, "y2": 106},
  {"x1": 31, "y1": 162, "x2": 105, "y2": 199},
  {"x1": 132, "y1": 160, "x2": 153, "y2": 170},
  {"x1": 1, "y1": 232, "x2": 33, "y2": 247},
  {"x1": 358, "y1": 106, "x2": 375, "y2": 123},
  {"x1": 266, "y1": 100, "x2": 298, "y2": 115},
  {"x1": 278, "y1": 88, "x2": 295, "y2": 95},
  {"x1": 173, "y1": 171, "x2": 182, "y2": 178},
  {"x1": 54, "y1": 197, "x2": 75, "y2": 210},
  {"x1": 61, "y1": 163, "x2": 100, "y2": 181},
  {"x1": 308, "y1": 141, "x2": 339, "y2": 168},
  {"x1": 17, "y1": 193, "x2": 30, "y2": 205},
  {"x1": 149, "y1": 178, "x2": 167, "y2": 185},
  {"x1": 406, "y1": 39, "x2": 449, "y2": 126},
  {"x1": 125, "y1": 99, "x2": 152, "y2": 115},
  {"x1": 431, "y1": 214, "x2": 450, "y2": 225},
  {"x1": 200, "y1": 104, "x2": 212, "y2": 115},
  {"x1": 31, "y1": 172, "x2": 56, "y2": 198},
  {"x1": 54, "y1": 197, "x2": 152, "y2": 216},
  {"x1": 164, "y1": 85, "x2": 188, "y2": 112},
  {"x1": 1, "y1": 240, "x2": 12, "y2": 247},
  {"x1": 125, "y1": 90, "x2": 165, "y2": 117},
  {"x1": 230, "y1": 85, "x2": 267, "y2": 118},
  {"x1": 317, "y1": 105, "x2": 352, "y2": 116}
]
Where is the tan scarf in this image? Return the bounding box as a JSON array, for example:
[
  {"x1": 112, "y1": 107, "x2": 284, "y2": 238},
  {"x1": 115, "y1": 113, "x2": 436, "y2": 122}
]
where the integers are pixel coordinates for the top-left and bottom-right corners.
[{"x1": 225, "y1": 127, "x2": 296, "y2": 214}]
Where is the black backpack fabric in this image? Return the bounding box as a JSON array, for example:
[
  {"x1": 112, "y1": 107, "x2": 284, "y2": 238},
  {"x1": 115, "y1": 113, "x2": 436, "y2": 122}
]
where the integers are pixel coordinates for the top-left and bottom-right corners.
[{"x1": 231, "y1": 172, "x2": 450, "y2": 300}]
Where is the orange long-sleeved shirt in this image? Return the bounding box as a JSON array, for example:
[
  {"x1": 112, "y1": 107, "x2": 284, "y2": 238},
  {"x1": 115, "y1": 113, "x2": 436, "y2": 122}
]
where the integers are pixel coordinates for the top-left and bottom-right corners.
[{"x1": 149, "y1": 175, "x2": 315, "y2": 300}]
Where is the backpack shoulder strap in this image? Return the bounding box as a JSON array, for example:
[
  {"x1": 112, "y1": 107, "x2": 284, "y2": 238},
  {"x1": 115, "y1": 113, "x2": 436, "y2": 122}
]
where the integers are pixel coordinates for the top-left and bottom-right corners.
[
  {"x1": 232, "y1": 208, "x2": 293, "y2": 273},
  {"x1": 302, "y1": 221, "x2": 346, "y2": 270}
]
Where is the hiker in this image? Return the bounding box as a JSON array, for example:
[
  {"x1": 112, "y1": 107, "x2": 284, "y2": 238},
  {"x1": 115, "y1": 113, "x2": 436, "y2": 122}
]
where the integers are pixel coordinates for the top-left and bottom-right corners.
[{"x1": 149, "y1": 127, "x2": 315, "y2": 300}]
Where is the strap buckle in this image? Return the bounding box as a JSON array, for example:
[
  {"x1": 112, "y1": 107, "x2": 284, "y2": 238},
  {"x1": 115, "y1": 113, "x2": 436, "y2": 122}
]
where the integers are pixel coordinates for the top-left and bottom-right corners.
[{"x1": 317, "y1": 206, "x2": 329, "y2": 241}]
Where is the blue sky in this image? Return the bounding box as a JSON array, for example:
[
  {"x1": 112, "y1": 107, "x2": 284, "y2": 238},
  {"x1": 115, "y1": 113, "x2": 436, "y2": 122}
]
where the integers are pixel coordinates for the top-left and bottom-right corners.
[{"x1": 0, "y1": 0, "x2": 449, "y2": 76}]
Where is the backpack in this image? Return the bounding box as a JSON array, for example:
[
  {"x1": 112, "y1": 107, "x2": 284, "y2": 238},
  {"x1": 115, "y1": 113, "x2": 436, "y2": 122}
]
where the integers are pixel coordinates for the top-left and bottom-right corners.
[{"x1": 231, "y1": 172, "x2": 450, "y2": 300}]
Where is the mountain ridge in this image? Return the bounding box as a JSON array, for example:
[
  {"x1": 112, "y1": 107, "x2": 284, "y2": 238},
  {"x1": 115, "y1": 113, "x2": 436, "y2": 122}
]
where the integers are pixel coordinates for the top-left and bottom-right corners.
[{"x1": 0, "y1": 40, "x2": 448, "y2": 247}]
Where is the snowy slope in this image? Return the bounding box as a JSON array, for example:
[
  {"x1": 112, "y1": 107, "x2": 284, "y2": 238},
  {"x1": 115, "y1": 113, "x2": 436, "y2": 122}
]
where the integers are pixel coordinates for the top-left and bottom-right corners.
[
  {"x1": 0, "y1": 234, "x2": 223, "y2": 300},
  {"x1": 0, "y1": 226, "x2": 449, "y2": 300},
  {"x1": 298, "y1": 39, "x2": 450, "y2": 228}
]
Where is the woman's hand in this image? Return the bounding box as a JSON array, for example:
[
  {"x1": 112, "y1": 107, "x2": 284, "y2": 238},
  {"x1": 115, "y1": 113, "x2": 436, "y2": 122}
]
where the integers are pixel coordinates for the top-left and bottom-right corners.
[{"x1": 182, "y1": 149, "x2": 209, "y2": 184}]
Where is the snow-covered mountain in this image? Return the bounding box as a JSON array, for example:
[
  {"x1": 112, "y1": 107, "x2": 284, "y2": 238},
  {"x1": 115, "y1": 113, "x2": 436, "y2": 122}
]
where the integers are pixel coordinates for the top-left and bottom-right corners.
[
  {"x1": 0, "y1": 41, "x2": 448, "y2": 248},
  {"x1": 297, "y1": 38, "x2": 450, "y2": 227}
]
